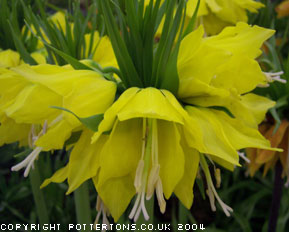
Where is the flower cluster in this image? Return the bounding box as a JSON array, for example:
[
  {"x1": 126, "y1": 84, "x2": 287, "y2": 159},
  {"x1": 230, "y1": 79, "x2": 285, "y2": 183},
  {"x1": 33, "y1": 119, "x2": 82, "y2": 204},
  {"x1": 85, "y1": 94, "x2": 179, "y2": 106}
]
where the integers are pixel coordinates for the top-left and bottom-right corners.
[{"x1": 0, "y1": 0, "x2": 282, "y2": 224}]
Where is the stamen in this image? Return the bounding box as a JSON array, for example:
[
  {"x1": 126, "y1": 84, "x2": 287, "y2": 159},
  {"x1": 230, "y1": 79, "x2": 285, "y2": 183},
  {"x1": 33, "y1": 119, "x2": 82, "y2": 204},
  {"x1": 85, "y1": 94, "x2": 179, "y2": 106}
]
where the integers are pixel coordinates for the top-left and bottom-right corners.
[
  {"x1": 11, "y1": 146, "x2": 43, "y2": 177},
  {"x1": 156, "y1": 178, "x2": 166, "y2": 214},
  {"x1": 200, "y1": 154, "x2": 233, "y2": 217},
  {"x1": 129, "y1": 192, "x2": 142, "y2": 220},
  {"x1": 209, "y1": 180, "x2": 233, "y2": 217},
  {"x1": 206, "y1": 187, "x2": 216, "y2": 212},
  {"x1": 12, "y1": 120, "x2": 49, "y2": 177},
  {"x1": 238, "y1": 151, "x2": 251, "y2": 163},
  {"x1": 215, "y1": 168, "x2": 221, "y2": 188},
  {"x1": 259, "y1": 71, "x2": 286, "y2": 87},
  {"x1": 94, "y1": 196, "x2": 111, "y2": 232},
  {"x1": 146, "y1": 165, "x2": 160, "y2": 200},
  {"x1": 130, "y1": 186, "x2": 149, "y2": 222},
  {"x1": 134, "y1": 160, "x2": 144, "y2": 192}
]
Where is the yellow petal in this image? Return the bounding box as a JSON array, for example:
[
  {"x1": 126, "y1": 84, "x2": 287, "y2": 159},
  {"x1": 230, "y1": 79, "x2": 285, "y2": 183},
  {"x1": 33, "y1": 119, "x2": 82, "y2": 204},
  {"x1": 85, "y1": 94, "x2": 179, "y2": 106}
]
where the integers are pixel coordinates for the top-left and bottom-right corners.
[
  {"x1": 85, "y1": 32, "x2": 118, "y2": 68},
  {"x1": 0, "y1": 50, "x2": 20, "y2": 68},
  {"x1": 185, "y1": 106, "x2": 239, "y2": 166},
  {"x1": 35, "y1": 120, "x2": 73, "y2": 151},
  {"x1": 66, "y1": 130, "x2": 107, "y2": 194},
  {"x1": 211, "y1": 109, "x2": 273, "y2": 151},
  {"x1": 40, "y1": 165, "x2": 69, "y2": 189},
  {"x1": 0, "y1": 116, "x2": 30, "y2": 146},
  {"x1": 12, "y1": 64, "x2": 102, "y2": 97},
  {"x1": 158, "y1": 120, "x2": 185, "y2": 199},
  {"x1": 92, "y1": 87, "x2": 139, "y2": 143},
  {"x1": 5, "y1": 84, "x2": 62, "y2": 124},
  {"x1": 174, "y1": 143, "x2": 200, "y2": 209},
  {"x1": 92, "y1": 88, "x2": 185, "y2": 143},
  {"x1": 63, "y1": 76, "x2": 116, "y2": 126},
  {"x1": 97, "y1": 119, "x2": 143, "y2": 187},
  {"x1": 186, "y1": 0, "x2": 209, "y2": 17},
  {"x1": 118, "y1": 88, "x2": 184, "y2": 124},
  {"x1": 179, "y1": 77, "x2": 230, "y2": 99},
  {"x1": 206, "y1": 0, "x2": 222, "y2": 13},
  {"x1": 178, "y1": 26, "x2": 230, "y2": 91},
  {"x1": 211, "y1": 55, "x2": 266, "y2": 94},
  {"x1": 0, "y1": 69, "x2": 28, "y2": 111},
  {"x1": 207, "y1": 22, "x2": 275, "y2": 59},
  {"x1": 96, "y1": 175, "x2": 135, "y2": 222},
  {"x1": 187, "y1": 92, "x2": 275, "y2": 128}
]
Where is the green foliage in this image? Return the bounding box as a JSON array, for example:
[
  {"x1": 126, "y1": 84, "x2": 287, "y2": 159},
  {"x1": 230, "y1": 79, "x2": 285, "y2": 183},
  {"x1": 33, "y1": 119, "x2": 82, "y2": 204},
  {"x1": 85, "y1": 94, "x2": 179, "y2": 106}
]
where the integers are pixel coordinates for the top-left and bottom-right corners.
[{"x1": 99, "y1": 0, "x2": 199, "y2": 94}]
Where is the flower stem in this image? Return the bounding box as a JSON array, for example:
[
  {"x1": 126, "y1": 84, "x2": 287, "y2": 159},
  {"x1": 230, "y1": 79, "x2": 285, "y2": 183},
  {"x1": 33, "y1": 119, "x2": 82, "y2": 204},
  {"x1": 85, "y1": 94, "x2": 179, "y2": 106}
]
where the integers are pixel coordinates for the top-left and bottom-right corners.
[
  {"x1": 74, "y1": 181, "x2": 92, "y2": 230},
  {"x1": 29, "y1": 162, "x2": 49, "y2": 230},
  {"x1": 268, "y1": 161, "x2": 283, "y2": 232}
]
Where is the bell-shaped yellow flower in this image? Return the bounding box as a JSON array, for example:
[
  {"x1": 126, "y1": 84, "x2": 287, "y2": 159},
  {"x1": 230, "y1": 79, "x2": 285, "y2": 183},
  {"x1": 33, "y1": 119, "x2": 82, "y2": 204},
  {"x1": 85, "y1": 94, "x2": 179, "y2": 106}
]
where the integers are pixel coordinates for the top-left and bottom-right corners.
[
  {"x1": 40, "y1": 22, "x2": 280, "y2": 222},
  {"x1": 187, "y1": 0, "x2": 264, "y2": 35},
  {"x1": 29, "y1": 18, "x2": 283, "y2": 225},
  {"x1": 1, "y1": 64, "x2": 116, "y2": 176},
  {"x1": 84, "y1": 32, "x2": 118, "y2": 68}
]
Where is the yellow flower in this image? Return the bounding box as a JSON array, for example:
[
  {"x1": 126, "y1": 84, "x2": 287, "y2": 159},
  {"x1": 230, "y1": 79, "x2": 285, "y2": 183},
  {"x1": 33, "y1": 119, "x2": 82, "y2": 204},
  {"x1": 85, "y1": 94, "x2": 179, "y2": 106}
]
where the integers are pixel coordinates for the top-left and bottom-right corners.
[
  {"x1": 41, "y1": 22, "x2": 279, "y2": 222},
  {"x1": 187, "y1": 0, "x2": 264, "y2": 35},
  {"x1": 84, "y1": 32, "x2": 118, "y2": 68},
  {"x1": 23, "y1": 11, "x2": 68, "y2": 49},
  {"x1": 0, "y1": 49, "x2": 47, "y2": 148},
  {"x1": 0, "y1": 49, "x2": 46, "y2": 68},
  {"x1": 0, "y1": 50, "x2": 21, "y2": 68},
  {"x1": 1, "y1": 64, "x2": 116, "y2": 176}
]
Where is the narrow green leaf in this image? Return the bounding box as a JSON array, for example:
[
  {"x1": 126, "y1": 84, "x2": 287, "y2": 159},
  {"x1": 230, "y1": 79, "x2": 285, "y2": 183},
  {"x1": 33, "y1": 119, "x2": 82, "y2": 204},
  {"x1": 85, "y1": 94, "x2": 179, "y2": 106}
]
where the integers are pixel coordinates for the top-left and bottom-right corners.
[
  {"x1": 51, "y1": 106, "x2": 104, "y2": 132},
  {"x1": 183, "y1": 0, "x2": 200, "y2": 38},
  {"x1": 7, "y1": 21, "x2": 37, "y2": 65},
  {"x1": 270, "y1": 107, "x2": 281, "y2": 134}
]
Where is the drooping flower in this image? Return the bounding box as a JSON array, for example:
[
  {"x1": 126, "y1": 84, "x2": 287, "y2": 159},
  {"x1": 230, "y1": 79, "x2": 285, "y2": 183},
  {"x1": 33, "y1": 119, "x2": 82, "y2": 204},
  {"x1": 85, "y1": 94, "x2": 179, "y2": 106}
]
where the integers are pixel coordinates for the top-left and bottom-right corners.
[
  {"x1": 0, "y1": 63, "x2": 116, "y2": 176},
  {"x1": 0, "y1": 49, "x2": 47, "y2": 148},
  {"x1": 187, "y1": 0, "x2": 264, "y2": 35},
  {"x1": 40, "y1": 21, "x2": 280, "y2": 223}
]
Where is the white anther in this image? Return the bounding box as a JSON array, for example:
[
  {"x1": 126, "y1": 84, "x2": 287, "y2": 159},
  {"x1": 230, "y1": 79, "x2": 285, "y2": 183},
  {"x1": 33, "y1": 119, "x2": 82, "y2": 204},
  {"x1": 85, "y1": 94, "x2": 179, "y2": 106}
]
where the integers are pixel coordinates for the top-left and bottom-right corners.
[
  {"x1": 11, "y1": 146, "x2": 43, "y2": 177},
  {"x1": 146, "y1": 165, "x2": 160, "y2": 200},
  {"x1": 238, "y1": 151, "x2": 251, "y2": 163},
  {"x1": 264, "y1": 71, "x2": 286, "y2": 83}
]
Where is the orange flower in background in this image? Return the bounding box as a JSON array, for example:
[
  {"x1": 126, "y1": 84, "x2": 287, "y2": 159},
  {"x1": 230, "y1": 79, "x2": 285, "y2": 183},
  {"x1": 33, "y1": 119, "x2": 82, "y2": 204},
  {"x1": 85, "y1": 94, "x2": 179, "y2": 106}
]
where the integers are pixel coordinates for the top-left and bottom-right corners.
[
  {"x1": 247, "y1": 120, "x2": 289, "y2": 185},
  {"x1": 275, "y1": 0, "x2": 289, "y2": 18}
]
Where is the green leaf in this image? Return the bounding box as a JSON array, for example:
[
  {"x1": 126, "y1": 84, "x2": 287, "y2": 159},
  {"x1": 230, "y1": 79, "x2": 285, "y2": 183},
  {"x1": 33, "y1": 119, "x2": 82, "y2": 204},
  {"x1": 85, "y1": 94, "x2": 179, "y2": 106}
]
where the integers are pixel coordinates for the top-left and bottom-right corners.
[
  {"x1": 183, "y1": 0, "x2": 200, "y2": 38},
  {"x1": 8, "y1": 21, "x2": 37, "y2": 65},
  {"x1": 51, "y1": 106, "x2": 103, "y2": 132},
  {"x1": 99, "y1": 0, "x2": 143, "y2": 88}
]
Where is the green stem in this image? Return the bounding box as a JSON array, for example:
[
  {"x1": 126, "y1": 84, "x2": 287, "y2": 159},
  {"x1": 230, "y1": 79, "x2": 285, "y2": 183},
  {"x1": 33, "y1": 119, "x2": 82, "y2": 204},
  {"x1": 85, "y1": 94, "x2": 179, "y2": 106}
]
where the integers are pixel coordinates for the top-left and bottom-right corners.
[
  {"x1": 74, "y1": 182, "x2": 91, "y2": 231},
  {"x1": 29, "y1": 162, "x2": 50, "y2": 231}
]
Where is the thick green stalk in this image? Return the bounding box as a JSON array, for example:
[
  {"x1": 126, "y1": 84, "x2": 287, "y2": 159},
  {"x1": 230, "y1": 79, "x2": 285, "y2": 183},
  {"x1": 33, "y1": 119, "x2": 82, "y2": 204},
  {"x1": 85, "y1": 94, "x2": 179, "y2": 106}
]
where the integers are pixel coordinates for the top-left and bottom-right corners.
[
  {"x1": 74, "y1": 182, "x2": 91, "y2": 231},
  {"x1": 29, "y1": 162, "x2": 49, "y2": 231}
]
